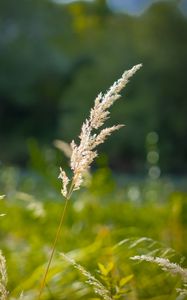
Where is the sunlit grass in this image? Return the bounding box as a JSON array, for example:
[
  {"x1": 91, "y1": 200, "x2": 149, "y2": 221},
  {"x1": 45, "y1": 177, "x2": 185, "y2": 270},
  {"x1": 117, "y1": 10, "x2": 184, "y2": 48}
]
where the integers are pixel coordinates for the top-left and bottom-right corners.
[{"x1": 0, "y1": 164, "x2": 187, "y2": 299}]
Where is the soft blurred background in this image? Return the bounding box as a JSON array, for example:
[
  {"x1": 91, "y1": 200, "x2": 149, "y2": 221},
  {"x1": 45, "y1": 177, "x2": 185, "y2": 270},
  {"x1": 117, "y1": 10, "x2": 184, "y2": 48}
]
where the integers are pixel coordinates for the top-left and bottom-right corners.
[
  {"x1": 0, "y1": 0, "x2": 187, "y2": 299},
  {"x1": 0, "y1": 0, "x2": 187, "y2": 174}
]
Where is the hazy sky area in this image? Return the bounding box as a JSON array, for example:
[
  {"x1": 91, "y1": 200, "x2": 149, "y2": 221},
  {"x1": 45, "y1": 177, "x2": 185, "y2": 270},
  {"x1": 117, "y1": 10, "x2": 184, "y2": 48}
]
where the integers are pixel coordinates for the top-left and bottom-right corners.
[
  {"x1": 52, "y1": 0, "x2": 187, "y2": 16},
  {"x1": 107, "y1": 0, "x2": 161, "y2": 14},
  {"x1": 180, "y1": 0, "x2": 187, "y2": 15}
]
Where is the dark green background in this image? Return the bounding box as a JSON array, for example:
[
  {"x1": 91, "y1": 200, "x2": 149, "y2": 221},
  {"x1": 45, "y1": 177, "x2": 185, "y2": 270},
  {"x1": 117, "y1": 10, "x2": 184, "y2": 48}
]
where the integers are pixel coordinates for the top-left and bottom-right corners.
[{"x1": 0, "y1": 0, "x2": 187, "y2": 174}]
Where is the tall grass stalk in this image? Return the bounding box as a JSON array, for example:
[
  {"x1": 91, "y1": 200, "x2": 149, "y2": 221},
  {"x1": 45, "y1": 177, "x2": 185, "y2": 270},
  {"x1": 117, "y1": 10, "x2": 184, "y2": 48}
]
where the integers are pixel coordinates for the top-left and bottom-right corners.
[
  {"x1": 0, "y1": 250, "x2": 8, "y2": 300},
  {"x1": 37, "y1": 64, "x2": 142, "y2": 299},
  {"x1": 0, "y1": 196, "x2": 8, "y2": 299}
]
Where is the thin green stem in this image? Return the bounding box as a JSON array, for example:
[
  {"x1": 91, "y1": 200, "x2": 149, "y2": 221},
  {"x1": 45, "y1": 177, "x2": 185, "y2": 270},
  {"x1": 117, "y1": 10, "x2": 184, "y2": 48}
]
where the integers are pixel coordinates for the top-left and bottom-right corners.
[{"x1": 37, "y1": 196, "x2": 69, "y2": 300}]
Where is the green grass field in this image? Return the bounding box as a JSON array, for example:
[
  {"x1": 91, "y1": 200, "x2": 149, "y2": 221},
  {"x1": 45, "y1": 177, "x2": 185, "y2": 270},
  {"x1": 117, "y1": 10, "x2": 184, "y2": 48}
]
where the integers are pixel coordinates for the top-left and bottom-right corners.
[{"x1": 1, "y1": 163, "x2": 187, "y2": 299}]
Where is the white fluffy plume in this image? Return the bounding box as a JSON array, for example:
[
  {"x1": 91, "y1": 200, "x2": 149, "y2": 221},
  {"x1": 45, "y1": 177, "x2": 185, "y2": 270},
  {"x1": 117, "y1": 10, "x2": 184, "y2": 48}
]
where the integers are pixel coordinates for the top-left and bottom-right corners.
[{"x1": 59, "y1": 64, "x2": 142, "y2": 198}]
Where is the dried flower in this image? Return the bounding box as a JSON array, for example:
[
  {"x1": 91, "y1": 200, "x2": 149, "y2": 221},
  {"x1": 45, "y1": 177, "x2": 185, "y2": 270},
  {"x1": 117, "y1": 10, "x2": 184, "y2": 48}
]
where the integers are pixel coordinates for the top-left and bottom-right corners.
[{"x1": 59, "y1": 64, "x2": 142, "y2": 198}]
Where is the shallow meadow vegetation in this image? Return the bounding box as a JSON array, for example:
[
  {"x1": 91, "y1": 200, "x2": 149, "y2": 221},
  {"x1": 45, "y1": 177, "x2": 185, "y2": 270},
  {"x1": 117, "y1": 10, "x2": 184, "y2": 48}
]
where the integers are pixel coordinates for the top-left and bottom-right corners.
[
  {"x1": 0, "y1": 66, "x2": 187, "y2": 300},
  {"x1": 0, "y1": 164, "x2": 187, "y2": 299}
]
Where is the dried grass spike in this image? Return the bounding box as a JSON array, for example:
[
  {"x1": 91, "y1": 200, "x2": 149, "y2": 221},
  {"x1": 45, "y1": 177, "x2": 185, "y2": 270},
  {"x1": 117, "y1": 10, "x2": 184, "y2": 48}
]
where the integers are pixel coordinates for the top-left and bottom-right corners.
[
  {"x1": 0, "y1": 250, "x2": 8, "y2": 300},
  {"x1": 58, "y1": 168, "x2": 70, "y2": 198}
]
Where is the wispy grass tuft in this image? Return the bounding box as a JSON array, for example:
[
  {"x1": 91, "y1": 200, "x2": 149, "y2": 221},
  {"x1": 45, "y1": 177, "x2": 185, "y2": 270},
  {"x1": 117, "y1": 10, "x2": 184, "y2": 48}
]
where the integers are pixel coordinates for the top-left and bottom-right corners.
[
  {"x1": 130, "y1": 255, "x2": 187, "y2": 296},
  {"x1": 38, "y1": 64, "x2": 142, "y2": 299},
  {"x1": 0, "y1": 250, "x2": 8, "y2": 300},
  {"x1": 59, "y1": 64, "x2": 142, "y2": 197},
  {"x1": 0, "y1": 195, "x2": 6, "y2": 217},
  {"x1": 61, "y1": 252, "x2": 113, "y2": 300}
]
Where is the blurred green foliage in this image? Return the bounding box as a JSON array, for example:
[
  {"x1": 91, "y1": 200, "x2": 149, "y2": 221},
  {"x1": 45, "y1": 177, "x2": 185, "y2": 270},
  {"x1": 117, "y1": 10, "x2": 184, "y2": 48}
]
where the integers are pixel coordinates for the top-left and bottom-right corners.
[
  {"x1": 0, "y1": 157, "x2": 187, "y2": 299},
  {"x1": 0, "y1": 0, "x2": 187, "y2": 173}
]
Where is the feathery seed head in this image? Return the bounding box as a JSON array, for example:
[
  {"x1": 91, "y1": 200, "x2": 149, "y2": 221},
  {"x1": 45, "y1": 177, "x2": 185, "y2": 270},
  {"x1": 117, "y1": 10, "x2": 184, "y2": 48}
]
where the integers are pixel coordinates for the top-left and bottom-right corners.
[
  {"x1": 0, "y1": 250, "x2": 8, "y2": 300},
  {"x1": 59, "y1": 64, "x2": 142, "y2": 197},
  {"x1": 131, "y1": 255, "x2": 187, "y2": 282},
  {"x1": 92, "y1": 125, "x2": 125, "y2": 149},
  {"x1": 58, "y1": 168, "x2": 70, "y2": 198},
  {"x1": 61, "y1": 253, "x2": 113, "y2": 300}
]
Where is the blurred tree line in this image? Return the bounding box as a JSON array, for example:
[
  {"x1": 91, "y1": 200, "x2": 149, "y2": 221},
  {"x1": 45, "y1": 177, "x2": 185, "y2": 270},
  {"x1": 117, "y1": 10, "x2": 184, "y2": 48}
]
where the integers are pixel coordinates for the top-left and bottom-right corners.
[{"x1": 0, "y1": 0, "x2": 186, "y2": 174}]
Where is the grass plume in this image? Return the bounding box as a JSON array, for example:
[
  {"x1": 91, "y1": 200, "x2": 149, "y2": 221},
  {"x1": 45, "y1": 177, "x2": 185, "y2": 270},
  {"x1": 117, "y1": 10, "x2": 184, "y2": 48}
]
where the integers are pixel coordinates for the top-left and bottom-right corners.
[
  {"x1": 61, "y1": 253, "x2": 113, "y2": 300},
  {"x1": 131, "y1": 255, "x2": 187, "y2": 296},
  {"x1": 38, "y1": 64, "x2": 142, "y2": 299},
  {"x1": 0, "y1": 250, "x2": 8, "y2": 300},
  {"x1": 59, "y1": 64, "x2": 142, "y2": 197}
]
